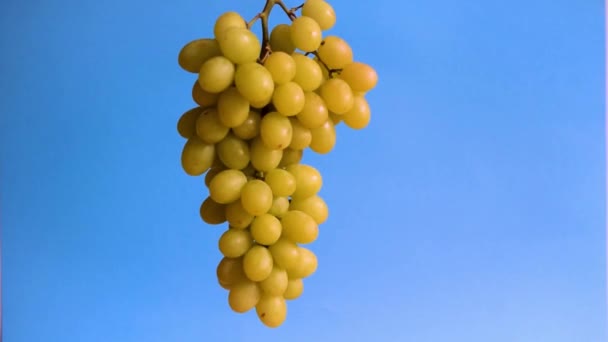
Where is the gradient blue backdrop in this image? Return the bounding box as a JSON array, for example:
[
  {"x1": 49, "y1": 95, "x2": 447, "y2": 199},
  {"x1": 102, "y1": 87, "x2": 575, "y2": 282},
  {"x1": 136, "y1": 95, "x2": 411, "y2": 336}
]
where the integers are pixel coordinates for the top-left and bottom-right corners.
[{"x1": 0, "y1": 0, "x2": 605, "y2": 341}]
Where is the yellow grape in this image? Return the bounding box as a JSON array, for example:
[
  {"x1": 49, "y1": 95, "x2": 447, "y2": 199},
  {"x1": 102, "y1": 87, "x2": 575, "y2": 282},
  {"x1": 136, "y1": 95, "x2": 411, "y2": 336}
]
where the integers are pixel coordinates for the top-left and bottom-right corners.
[
  {"x1": 280, "y1": 210, "x2": 319, "y2": 244},
  {"x1": 195, "y1": 108, "x2": 229, "y2": 144},
  {"x1": 181, "y1": 137, "x2": 215, "y2": 176},
  {"x1": 285, "y1": 164, "x2": 323, "y2": 199},
  {"x1": 204, "y1": 166, "x2": 225, "y2": 188},
  {"x1": 289, "y1": 195, "x2": 328, "y2": 224},
  {"x1": 235, "y1": 62, "x2": 275, "y2": 104},
  {"x1": 342, "y1": 95, "x2": 371, "y2": 129},
  {"x1": 225, "y1": 200, "x2": 254, "y2": 229},
  {"x1": 218, "y1": 228, "x2": 253, "y2": 258},
  {"x1": 290, "y1": 16, "x2": 322, "y2": 52},
  {"x1": 243, "y1": 245, "x2": 274, "y2": 282},
  {"x1": 198, "y1": 56, "x2": 235, "y2": 94},
  {"x1": 241, "y1": 179, "x2": 273, "y2": 216},
  {"x1": 317, "y1": 36, "x2": 353, "y2": 69},
  {"x1": 288, "y1": 117, "x2": 312, "y2": 150},
  {"x1": 263, "y1": 52, "x2": 296, "y2": 85},
  {"x1": 214, "y1": 11, "x2": 247, "y2": 39},
  {"x1": 259, "y1": 266, "x2": 288, "y2": 296},
  {"x1": 260, "y1": 112, "x2": 293, "y2": 150},
  {"x1": 302, "y1": 0, "x2": 336, "y2": 31},
  {"x1": 278, "y1": 148, "x2": 303, "y2": 168},
  {"x1": 272, "y1": 82, "x2": 305, "y2": 116},
  {"x1": 256, "y1": 295, "x2": 287, "y2": 328},
  {"x1": 216, "y1": 257, "x2": 247, "y2": 289},
  {"x1": 250, "y1": 137, "x2": 283, "y2": 172},
  {"x1": 269, "y1": 238, "x2": 300, "y2": 269},
  {"x1": 250, "y1": 214, "x2": 282, "y2": 246},
  {"x1": 269, "y1": 24, "x2": 296, "y2": 54},
  {"x1": 217, "y1": 87, "x2": 250, "y2": 128},
  {"x1": 309, "y1": 119, "x2": 336, "y2": 154},
  {"x1": 283, "y1": 278, "x2": 304, "y2": 300},
  {"x1": 218, "y1": 27, "x2": 261, "y2": 64},
  {"x1": 208, "y1": 169, "x2": 248, "y2": 204},
  {"x1": 232, "y1": 110, "x2": 261, "y2": 140},
  {"x1": 177, "y1": 107, "x2": 201, "y2": 139},
  {"x1": 268, "y1": 197, "x2": 290, "y2": 218},
  {"x1": 338, "y1": 62, "x2": 378, "y2": 92},
  {"x1": 200, "y1": 197, "x2": 226, "y2": 225},
  {"x1": 217, "y1": 133, "x2": 250, "y2": 170},
  {"x1": 297, "y1": 91, "x2": 329, "y2": 129},
  {"x1": 264, "y1": 168, "x2": 296, "y2": 197},
  {"x1": 178, "y1": 38, "x2": 221, "y2": 73},
  {"x1": 192, "y1": 81, "x2": 219, "y2": 107},
  {"x1": 319, "y1": 78, "x2": 354, "y2": 114},
  {"x1": 286, "y1": 246, "x2": 317, "y2": 279},
  {"x1": 228, "y1": 279, "x2": 261, "y2": 313},
  {"x1": 292, "y1": 53, "x2": 323, "y2": 92}
]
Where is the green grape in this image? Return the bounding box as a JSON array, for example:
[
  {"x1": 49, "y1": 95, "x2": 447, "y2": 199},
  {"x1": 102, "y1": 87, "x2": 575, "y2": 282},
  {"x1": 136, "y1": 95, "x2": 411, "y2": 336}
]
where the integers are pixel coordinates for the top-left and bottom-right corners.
[
  {"x1": 269, "y1": 238, "x2": 300, "y2": 270},
  {"x1": 309, "y1": 119, "x2": 336, "y2": 154},
  {"x1": 241, "y1": 179, "x2": 273, "y2": 216},
  {"x1": 243, "y1": 245, "x2": 274, "y2": 282},
  {"x1": 264, "y1": 168, "x2": 296, "y2": 197},
  {"x1": 204, "y1": 166, "x2": 225, "y2": 188},
  {"x1": 250, "y1": 214, "x2": 282, "y2": 246},
  {"x1": 177, "y1": 107, "x2": 202, "y2": 139},
  {"x1": 232, "y1": 110, "x2": 261, "y2": 140},
  {"x1": 302, "y1": 0, "x2": 336, "y2": 31},
  {"x1": 178, "y1": 38, "x2": 222, "y2": 73},
  {"x1": 214, "y1": 11, "x2": 247, "y2": 39},
  {"x1": 192, "y1": 80, "x2": 219, "y2": 107},
  {"x1": 228, "y1": 279, "x2": 261, "y2": 313},
  {"x1": 338, "y1": 62, "x2": 378, "y2": 92},
  {"x1": 278, "y1": 148, "x2": 303, "y2": 168},
  {"x1": 181, "y1": 137, "x2": 215, "y2": 176},
  {"x1": 289, "y1": 195, "x2": 328, "y2": 224},
  {"x1": 297, "y1": 91, "x2": 329, "y2": 129},
  {"x1": 256, "y1": 295, "x2": 287, "y2": 328},
  {"x1": 198, "y1": 56, "x2": 235, "y2": 94},
  {"x1": 260, "y1": 112, "x2": 293, "y2": 150},
  {"x1": 195, "y1": 108, "x2": 230, "y2": 144},
  {"x1": 235, "y1": 62, "x2": 275, "y2": 104},
  {"x1": 286, "y1": 246, "x2": 317, "y2": 279},
  {"x1": 290, "y1": 16, "x2": 322, "y2": 52},
  {"x1": 218, "y1": 228, "x2": 253, "y2": 258},
  {"x1": 225, "y1": 200, "x2": 254, "y2": 229},
  {"x1": 319, "y1": 78, "x2": 354, "y2": 114},
  {"x1": 280, "y1": 210, "x2": 319, "y2": 244},
  {"x1": 269, "y1": 24, "x2": 296, "y2": 54},
  {"x1": 272, "y1": 82, "x2": 305, "y2": 117},
  {"x1": 283, "y1": 278, "x2": 304, "y2": 300},
  {"x1": 218, "y1": 27, "x2": 261, "y2": 64},
  {"x1": 217, "y1": 257, "x2": 247, "y2": 289},
  {"x1": 250, "y1": 137, "x2": 283, "y2": 172},
  {"x1": 288, "y1": 117, "x2": 312, "y2": 150},
  {"x1": 200, "y1": 197, "x2": 227, "y2": 225},
  {"x1": 292, "y1": 53, "x2": 323, "y2": 92},
  {"x1": 259, "y1": 266, "x2": 288, "y2": 296},
  {"x1": 217, "y1": 87, "x2": 250, "y2": 128},
  {"x1": 285, "y1": 164, "x2": 322, "y2": 199},
  {"x1": 268, "y1": 196, "x2": 289, "y2": 218},
  {"x1": 317, "y1": 36, "x2": 353, "y2": 69},
  {"x1": 263, "y1": 52, "x2": 296, "y2": 85},
  {"x1": 342, "y1": 95, "x2": 371, "y2": 129},
  {"x1": 217, "y1": 133, "x2": 250, "y2": 170},
  {"x1": 208, "y1": 169, "x2": 248, "y2": 204}
]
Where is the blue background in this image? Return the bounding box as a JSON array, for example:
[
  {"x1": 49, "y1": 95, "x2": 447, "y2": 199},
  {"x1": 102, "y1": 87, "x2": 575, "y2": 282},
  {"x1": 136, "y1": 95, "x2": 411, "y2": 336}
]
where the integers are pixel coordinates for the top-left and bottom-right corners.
[{"x1": 1, "y1": 0, "x2": 606, "y2": 341}]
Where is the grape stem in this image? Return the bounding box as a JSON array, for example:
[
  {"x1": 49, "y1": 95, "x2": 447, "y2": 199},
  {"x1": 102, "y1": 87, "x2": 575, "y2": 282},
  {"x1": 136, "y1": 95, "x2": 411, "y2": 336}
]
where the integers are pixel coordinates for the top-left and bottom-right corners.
[
  {"x1": 308, "y1": 51, "x2": 342, "y2": 77},
  {"x1": 275, "y1": 1, "x2": 302, "y2": 20}
]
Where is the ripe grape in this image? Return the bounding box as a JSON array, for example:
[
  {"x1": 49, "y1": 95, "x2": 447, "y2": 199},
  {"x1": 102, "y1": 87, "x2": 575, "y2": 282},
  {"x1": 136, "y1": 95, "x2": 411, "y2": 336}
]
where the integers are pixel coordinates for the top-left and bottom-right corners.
[
  {"x1": 181, "y1": 137, "x2": 215, "y2": 176},
  {"x1": 263, "y1": 52, "x2": 296, "y2": 84},
  {"x1": 217, "y1": 87, "x2": 250, "y2": 128},
  {"x1": 250, "y1": 137, "x2": 283, "y2": 172},
  {"x1": 297, "y1": 91, "x2": 329, "y2": 129},
  {"x1": 235, "y1": 62, "x2": 275, "y2": 104},
  {"x1": 198, "y1": 56, "x2": 235, "y2": 93},
  {"x1": 289, "y1": 195, "x2": 329, "y2": 224},
  {"x1": 217, "y1": 133, "x2": 250, "y2": 170},
  {"x1": 241, "y1": 179, "x2": 274, "y2": 216},
  {"x1": 260, "y1": 112, "x2": 293, "y2": 149},
  {"x1": 256, "y1": 295, "x2": 287, "y2": 328},
  {"x1": 225, "y1": 200, "x2": 254, "y2": 229},
  {"x1": 286, "y1": 246, "x2": 318, "y2": 279},
  {"x1": 290, "y1": 16, "x2": 323, "y2": 52},
  {"x1": 285, "y1": 164, "x2": 323, "y2": 199},
  {"x1": 177, "y1": 107, "x2": 201, "y2": 139},
  {"x1": 302, "y1": 0, "x2": 336, "y2": 31},
  {"x1": 214, "y1": 11, "x2": 247, "y2": 39},
  {"x1": 278, "y1": 148, "x2": 303, "y2": 167},
  {"x1": 228, "y1": 279, "x2": 261, "y2": 313},
  {"x1": 218, "y1": 27, "x2": 261, "y2": 64},
  {"x1": 243, "y1": 245, "x2": 274, "y2": 281},
  {"x1": 192, "y1": 81, "x2": 219, "y2": 107},
  {"x1": 268, "y1": 238, "x2": 300, "y2": 270},
  {"x1": 264, "y1": 168, "x2": 296, "y2": 197},
  {"x1": 338, "y1": 62, "x2": 379, "y2": 92},
  {"x1": 195, "y1": 108, "x2": 229, "y2": 144},
  {"x1": 283, "y1": 278, "x2": 304, "y2": 300},
  {"x1": 280, "y1": 210, "x2": 319, "y2": 244},
  {"x1": 319, "y1": 78, "x2": 354, "y2": 114},
  {"x1": 317, "y1": 36, "x2": 353, "y2": 69},
  {"x1": 208, "y1": 169, "x2": 248, "y2": 204},
  {"x1": 232, "y1": 110, "x2": 261, "y2": 140},
  {"x1": 292, "y1": 53, "x2": 323, "y2": 92},
  {"x1": 218, "y1": 228, "x2": 253, "y2": 258},
  {"x1": 309, "y1": 119, "x2": 336, "y2": 154},
  {"x1": 216, "y1": 257, "x2": 247, "y2": 289},
  {"x1": 200, "y1": 197, "x2": 227, "y2": 225},
  {"x1": 259, "y1": 267, "x2": 289, "y2": 296},
  {"x1": 272, "y1": 82, "x2": 305, "y2": 116},
  {"x1": 288, "y1": 117, "x2": 312, "y2": 150},
  {"x1": 250, "y1": 214, "x2": 282, "y2": 245},
  {"x1": 178, "y1": 38, "x2": 221, "y2": 73},
  {"x1": 269, "y1": 196, "x2": 290, "y2": 218},
  {"x1": 269, "y1": 24, "x2": 296, "y2": 54},
  {"x1": 342, "y1": 95, "x2": 371, "y2": 129}
]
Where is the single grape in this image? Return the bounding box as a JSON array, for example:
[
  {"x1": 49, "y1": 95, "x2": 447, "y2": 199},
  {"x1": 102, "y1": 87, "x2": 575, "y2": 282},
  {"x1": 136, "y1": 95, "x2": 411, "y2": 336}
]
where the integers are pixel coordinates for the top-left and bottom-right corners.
[
  {"x1": 218, "y1": 27, "x2": 261, "y2": 64},
  {"x1": 302, "y1": 0, "x2": 336, "y2": 30},
  {"x1": 181, "y1": 137, "x2": 215, "y2": 176},
  {"x1": 292, "y1": 53, "x2": 323, "y2": 92},
  {"x1": 195, "y1": 108, "x2": 230, "y2": 144},
  {"x1": 217, "y1": 133, "x2": 250, "y2": 170},
  {"x1": 250, "y1": 137, "x2": 283, "y2": 172},
  {"x1": 338, "y1": 62, "x2": 378, "y2": 92},
  {"x1": 317, "y1": 36, "x2": 353, "y2": 69},
  {"x1": 260, "y1": 112, "x2": 293, "y2": 150},
  {"x1": 297, "y1": 91, "x2": 329, "y2": 129},
  {"x1": 286, "y1": 247, "x2": 318, "y2": 279},
  {"x1": 269, "y1": 238, "x2": 300, "y2": 270},
  {"x1": 225, "y1": 200, "x2": 254, "y2": 229},
  {"x1": 243, "y1": 245, "x2": 274, "y2": 282},
  {"x1": 278, "y1": 148, "x2": 303, "y2": 168},
  {"x1": 218, "y1": 228, "x2": 253, "y2": 258},
  {"x1": 259, "y1": 266, "x2": 288, "y2": 296},
  {"x1": 214, "y1": 11, "x2": 247, "y2": 39},
  {"x1": 228, "y1": 279, "x2": 261, "y2": 313},
  {"x1": 264, "y1": 168, "x2": 296, "y2": 197},
  {"x1": 208, "y1": 169, "x2": 248, "y2": 204},
  {"x1": 256, "y1": 295, "x2": 287, "y2": 328},
  {"x1": 192, "y1": 81, "x2": 219, "y2": 107},
  {"x1": 232, "y1": 110, "x2": 261, "y2": 140},
  {"x1": 289, "y1": 195, "x2": 329, "y2": 224},
  {"x1": 241, "y1": 179, "x2": 273, "y2": 216},
  {"x1": 283, "y1": 278, "x2": 304, "y2": 300},
  {"x1": 280, "y1": 210, "x2": 319, "y2": 244},
  {"x1": 178, "y1": 38, "x2": 221, "y2": 73},
  {"x1": 198, "y1": 56, "x2": 235, "y2": 94},
  {"x1": 285, "y1": 164, "x2": 323, "y2": 199},
  {"x1": 200, "y1": 197, "x2": 226, "y2": 225},
  {"x1": 268, "y1": 197, "x2": 290, "y2": 218},
  {"x1": 217, "y1": 257, "x2": 247, "y2": 289},
  {"x1": 204, "y1": 166, "x2": 225, "y2": 188},
  {"x1": 290, "y1": 16, "x2": 322, "y2": 52},
  {"x1": 272, "y1": 82, "x2": 305, "y2": 117},
  {"x1": 319, "y1": 78, "x2": 354, "y2": 114},
  {"x1": 217, "y1": 87, "x2": 250, "y2": 128},
  {"x1": 263, "y1": 52, "x2": 296, "y2": 85},
  {"x1": 288, "y1": 117, "x2": 312, "y2": 150},
  {"x1": 269, "y1": 24, "x2": 296, "y2": 54},
  {"x1": 235, "y1": 62, "x2": 275, "y2": 104},
  {"x1": 342, "y1": 95, "x2": 371, "y2": 129},
  {"x1": 177, "y1": 107, "x2": 202, "y2": 139},
  {"x1": 250, "y1": 214, "x2": 282, "y2": 246},
  {"x1": 309, "y1": 119, "x2": 336, "y2": 154}
]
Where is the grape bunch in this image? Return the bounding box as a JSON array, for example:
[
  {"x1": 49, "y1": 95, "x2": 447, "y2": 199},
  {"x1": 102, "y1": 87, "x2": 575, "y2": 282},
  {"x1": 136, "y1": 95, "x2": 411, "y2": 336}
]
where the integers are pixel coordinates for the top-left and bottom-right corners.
[{"x1": 176, "y1": 0, "x2": 377, "y2": 328}]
